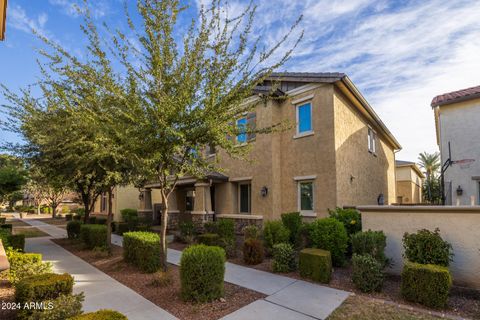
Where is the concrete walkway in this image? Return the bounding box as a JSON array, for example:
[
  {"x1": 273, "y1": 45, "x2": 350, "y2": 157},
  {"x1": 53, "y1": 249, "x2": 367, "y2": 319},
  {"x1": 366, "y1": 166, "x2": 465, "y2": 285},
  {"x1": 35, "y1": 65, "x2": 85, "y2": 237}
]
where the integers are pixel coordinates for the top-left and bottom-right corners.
[
  {"x1": 22, "y1": 220, "x2": 177, "y2": 320},
  {"x1": 24, "y1": 219, "x2": 350, "y2": 320}
]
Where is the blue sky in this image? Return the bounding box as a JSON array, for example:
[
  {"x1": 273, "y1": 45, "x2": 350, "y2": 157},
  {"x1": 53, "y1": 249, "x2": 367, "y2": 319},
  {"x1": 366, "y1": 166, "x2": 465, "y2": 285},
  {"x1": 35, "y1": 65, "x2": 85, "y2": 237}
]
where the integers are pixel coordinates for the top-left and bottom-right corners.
[{"x1": 1, "y1": 0, "x2": 480, "y2": 162}]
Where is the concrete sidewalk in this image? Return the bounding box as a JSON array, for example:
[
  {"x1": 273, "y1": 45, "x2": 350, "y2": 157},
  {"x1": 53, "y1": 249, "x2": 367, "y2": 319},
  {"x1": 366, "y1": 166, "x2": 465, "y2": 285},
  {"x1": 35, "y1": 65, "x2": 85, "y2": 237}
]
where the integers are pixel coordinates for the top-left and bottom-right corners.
[{"x1": 25, "y1": 218, "x2": 350, "y2": 320}]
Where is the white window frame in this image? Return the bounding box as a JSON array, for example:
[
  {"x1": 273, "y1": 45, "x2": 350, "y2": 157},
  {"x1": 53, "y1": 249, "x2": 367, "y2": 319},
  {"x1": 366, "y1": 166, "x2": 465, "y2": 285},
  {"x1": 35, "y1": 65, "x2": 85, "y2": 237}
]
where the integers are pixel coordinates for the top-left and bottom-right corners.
[
  {"x1": 295, "y1": 102, "x2": 314, "y2": 138},
  {"x1": 297, "y1": 180, "x2": 315, "y2": 217},
  {"x1": 238, "y1": 182, "x2": 251, "y2": 214},
  {"x1": 368, "y1": 127, "x2": 377, "y2": 155}
]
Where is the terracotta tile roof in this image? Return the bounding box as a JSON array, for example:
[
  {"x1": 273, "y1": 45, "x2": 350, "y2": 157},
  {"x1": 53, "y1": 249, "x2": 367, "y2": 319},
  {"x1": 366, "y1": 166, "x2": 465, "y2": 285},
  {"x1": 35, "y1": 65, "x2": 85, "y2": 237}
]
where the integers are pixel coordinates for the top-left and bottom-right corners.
[{"x1": 431, "y1": 85, "x2": 480, "y2": 107}]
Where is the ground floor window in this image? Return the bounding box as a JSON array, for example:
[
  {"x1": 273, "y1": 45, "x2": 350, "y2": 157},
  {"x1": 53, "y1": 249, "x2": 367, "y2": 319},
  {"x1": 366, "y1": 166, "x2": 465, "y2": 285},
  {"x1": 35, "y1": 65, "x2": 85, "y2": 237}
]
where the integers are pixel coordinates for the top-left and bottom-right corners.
[
  {"x1": 298, "y1": 181, "x2": 314, "y2": 216},
  {"x1": 185, "y1": 190, "x2": 195, "y2": 211},
  {"x1": 239, "y1": 183, "x2": 251, "y2": 214},
  {"x1": 100, "y1": 193, "x2": 107, "y2": 212}
]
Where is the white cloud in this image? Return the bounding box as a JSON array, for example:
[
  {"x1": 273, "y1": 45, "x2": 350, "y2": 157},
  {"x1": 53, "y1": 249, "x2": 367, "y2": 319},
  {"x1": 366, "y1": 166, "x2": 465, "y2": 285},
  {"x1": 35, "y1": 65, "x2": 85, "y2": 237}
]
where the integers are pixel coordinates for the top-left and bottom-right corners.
[
  {"x1": 49, "y1": 0, "x2": 110, "y2": 19},
  {"x1": 8, "y1": 5, "x2": 50, "y2": 39}
]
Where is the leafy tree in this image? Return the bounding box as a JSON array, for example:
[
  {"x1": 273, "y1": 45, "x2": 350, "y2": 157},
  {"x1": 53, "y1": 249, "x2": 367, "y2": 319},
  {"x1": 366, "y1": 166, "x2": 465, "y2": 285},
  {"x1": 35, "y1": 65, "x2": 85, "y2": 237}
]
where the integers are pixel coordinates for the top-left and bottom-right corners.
[
  {"x1": 0, "y1": 154, "x2": 27, "y2": 207},
  {"x1": 418, "y1": 152, "x2": 441, "y2": 203}
]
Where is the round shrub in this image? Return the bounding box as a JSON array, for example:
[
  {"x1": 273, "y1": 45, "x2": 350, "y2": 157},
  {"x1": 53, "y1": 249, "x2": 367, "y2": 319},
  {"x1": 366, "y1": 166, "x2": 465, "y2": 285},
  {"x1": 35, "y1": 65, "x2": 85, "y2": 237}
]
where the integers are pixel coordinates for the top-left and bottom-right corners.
[
  {"x1": 351, "y1": 230, "x2": 387, "y2": 265},
  {"x1": 178, "y1": 221, "x2": 195, "y2": 243},
  {"x1": 80, "y1": 224, "x2": 107, "y2": 249},
  {"x1": 243, "y1": 225, "x2": 261, "y2": 240},
  {"x1": 272, "y1": 243, "x2": 296, "y2": 273},
  {"x1": 263, "y1": 220, "x2": 290, "y2": 253},
  {"x1": 70, "y1": 310, "x2": 127, "y2": 320},
  {"x1": 6, "y1": 250, "x2": 52, "y2": 284},
  {"x1": 299, "y1": 248, "x2": 332, "y2": 283},
  {"x1": 123, "y1": 231, "x2": 161, "y2": 273},
  {"x1": 243, "y1": 238, "x2": 264, "y2": 265},
  {"x1": 198, "y1": 233, "x2": 220, "y2": 246},
  {"x1": 403, "y1": 228, "x2": 453, "y2": 267},
  {"x1": 281, "y1": 212, "x2": 302, "y2": 247},
  {"x1": 351, "y1": 253, "x2": 384, "y2": 293},
  {"x1": 328, "y1": 207, "x2": 361, "y2": 237},
  {"x1": 308, "y1": 218, "x2": 348, "y2": 266},
  {"x1": 67, "y1": 221, "x2": 82, "y2": 239},
  {"x1": 180, "y1": 244, "x2": 225, "y2": 302}
]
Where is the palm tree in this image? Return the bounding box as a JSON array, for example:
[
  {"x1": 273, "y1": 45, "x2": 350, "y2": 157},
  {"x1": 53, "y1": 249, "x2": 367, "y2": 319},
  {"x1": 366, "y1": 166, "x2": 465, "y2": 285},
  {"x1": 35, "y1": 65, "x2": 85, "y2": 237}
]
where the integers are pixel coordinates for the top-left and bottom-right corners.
[{"x1": 418, "y1": 152, "x2": 441, "y2": 203}]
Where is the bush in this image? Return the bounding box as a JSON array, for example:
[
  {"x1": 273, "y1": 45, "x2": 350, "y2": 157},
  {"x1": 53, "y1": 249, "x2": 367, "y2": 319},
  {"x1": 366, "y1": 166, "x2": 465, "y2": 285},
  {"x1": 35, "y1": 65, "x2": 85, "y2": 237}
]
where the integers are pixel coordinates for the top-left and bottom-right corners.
[
  {"x1": 243, "y1": 225, "x2": 261, "y2": 240},
  {"x1": 272, "y1": 243, "x2": 296, "y2": 273},
  {"x1": 96, "y1": 217, "x2": 107, "y2": 225},
  {"x1": 123, "y1": 231, "x2": 160, "y2": 273},
  {"x1": 281, "y1": 212, "x2": 302, "y2": 246},
  {"x1": 67, "y1": 221, "x2": 82, "y2": 240},
  {"x1": 73, "y1": 215, "x2": 82, "y2": 221},
  {"x1": 263, "y1": 220, "x2": 290, "y2": 253},
  {"x1": 299, "y1": 248, "x2": 332, "y2": 283},
  {"x1": 243, "y1": 238, "x2": 264, "y2": 265},
  {"x1": 121, "y1": 208, "x2": 137, "y2": 221},
  {"x1": 401, "y1": 261, "x2": 452, "y2": 308},
  {"x1": 114, "y1": 222, "x2": 129, "y2": 235},
  {"x1": 88, "y1": 216, "x2": 97, "y2": 224},
  {"x1": 9, "y1": 234, "x2": 25, "y2": 251},
  {"x1": 80, "y1": 224, "x2": 107, "y2": 249},
  {"x1": 0, "y1": 216, "x2": 6, "y2": 224},
  {"x1": 308, "y1": 218, "x2": 348, "y2": 266},
  {"x1": 329, "y1": 207, "x2": 362, "y2": 237},
  {"x1": 0, "y1": 229, "x2": 10, "y2": 247},
  {"x1": 71, "y1": 208, "x2": 85, "y2": 216},
  {"x1": 352, "y1": 254, "x2": 384, "y2": 293},
  {"x1": 351, "y1": 230, "x2": 387, "y2": 265},
  {"x1": 180, "y1": 244, "x2": 225, "y2": 302},
  {"x1": 217, "y1": 219, "x2": 235, "y2": 240},
  {"x1": 203, "y1": 221, "x2": 217, "y2": 234},
  {"x1": 65, "y1": 214, "x2": 73, "y2": 221},
  {"x1": 70, "y1": 310, "x2": 127, "y2": 320},
  {"x1": 6, "y1": 250, "x2": 52, "y2": 284},
  {"x1": 197, "y1": 233, "x2": 220, "y2": 246},
  {"x1": 178, "y1": 221, "x2": 195, "y2": 243},
  {"x1": 15, "y1": 273, "x2": 73, "y2": 319},
  {"x1": 1, "y1": 223, "x2": 13, "y2": 232},
  {"x1": 30, "y1": 293, "x2": 84, "y2": 320},
  {"x1": 403, "y1": 228, "x2": 453, "y2": 267}
]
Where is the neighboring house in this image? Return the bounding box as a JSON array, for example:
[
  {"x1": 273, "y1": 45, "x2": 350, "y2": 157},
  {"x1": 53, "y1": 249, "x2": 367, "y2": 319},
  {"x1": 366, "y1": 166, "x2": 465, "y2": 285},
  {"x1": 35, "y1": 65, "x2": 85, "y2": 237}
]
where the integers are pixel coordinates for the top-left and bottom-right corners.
[
  {"x1": 0, "y1": 0, "x2": 6, "y2": 41},
  {"x1": 92, "y1": 185, "x2": 140, "y2": 221},
  {"x1": 142, "y1": 72, "x2": 401, "y2": 229},
  {"x1": 395, "y1": 160, "x2": 424, "y2": 204},
  {"x1": 431, "y1": 85, "x2": 480, "y2": 205}
]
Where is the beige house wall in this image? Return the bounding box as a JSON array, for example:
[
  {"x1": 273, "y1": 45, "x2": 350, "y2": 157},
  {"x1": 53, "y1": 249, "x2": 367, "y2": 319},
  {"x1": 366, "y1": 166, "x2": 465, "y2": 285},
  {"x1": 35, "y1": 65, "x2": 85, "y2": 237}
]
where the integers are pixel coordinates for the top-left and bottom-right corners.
[
  {"x1": 359, "y1": 205, "x2": 480, "y2": 289},
  {"x1": 396, "y1": 166, "x2": 423, "y2": 203},
  {"x1": 93, "y1": 185, "x2": 140, "y2": 222},
  {"x1": 333, "y1": 88, "x2": 396, "y2": 206}
]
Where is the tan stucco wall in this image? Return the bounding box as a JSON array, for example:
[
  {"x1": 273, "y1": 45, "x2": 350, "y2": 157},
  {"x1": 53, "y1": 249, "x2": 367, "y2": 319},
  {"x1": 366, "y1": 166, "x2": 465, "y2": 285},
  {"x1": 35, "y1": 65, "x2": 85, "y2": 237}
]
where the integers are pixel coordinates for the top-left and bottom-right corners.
[
  {"x1": 333, "y1": 88, "x2": 396, "y2": 206},
  {"x1": 359, "y1": 206, "x2": 480, "y2": 289},
  {"x1": 395, "y1": 166, "x2": 423, "y2": 203},
  {"x1": 93, "y1": 185, "x2": 140, "y2": 222}
]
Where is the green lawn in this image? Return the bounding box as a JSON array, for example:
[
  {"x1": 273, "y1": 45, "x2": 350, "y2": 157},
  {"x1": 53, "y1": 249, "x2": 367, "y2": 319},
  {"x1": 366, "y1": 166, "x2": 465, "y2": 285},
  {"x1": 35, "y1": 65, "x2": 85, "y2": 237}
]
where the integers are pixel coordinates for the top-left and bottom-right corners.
[
  {"x1": 328, "y1": 295, "x2": 442, "y2": 320},
  {"x1": 13, "y1": 227, "x2": 49, "y2": 238}
]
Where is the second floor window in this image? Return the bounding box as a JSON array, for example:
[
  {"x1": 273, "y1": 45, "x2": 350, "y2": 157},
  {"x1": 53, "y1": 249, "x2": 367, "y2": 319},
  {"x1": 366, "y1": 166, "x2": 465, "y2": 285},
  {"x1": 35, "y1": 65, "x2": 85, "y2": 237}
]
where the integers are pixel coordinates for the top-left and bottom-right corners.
[
  {"x1": 237, "y1": 118, "x2": 247, "y2": 143},
  {"x1": 297, "y1": 102, "x2": 312, "y2": 134},
  {"x1": 236, "y1": 112, "x2": 256, "y2": 144},
  {"x1": 368, "y1": 127, "x2": 377, "y2": 154}
]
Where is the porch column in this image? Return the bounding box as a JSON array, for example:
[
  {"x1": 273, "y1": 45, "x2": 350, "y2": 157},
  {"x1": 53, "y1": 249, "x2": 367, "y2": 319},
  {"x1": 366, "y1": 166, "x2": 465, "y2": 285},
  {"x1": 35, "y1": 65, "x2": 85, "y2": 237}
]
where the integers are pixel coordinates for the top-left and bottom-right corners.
[
  {"x1": 168, "y1": 189, "x2": 179, "y2": 213},
  {"x1": 193, "y1": 181, "x2": 212, "y2": 214}
]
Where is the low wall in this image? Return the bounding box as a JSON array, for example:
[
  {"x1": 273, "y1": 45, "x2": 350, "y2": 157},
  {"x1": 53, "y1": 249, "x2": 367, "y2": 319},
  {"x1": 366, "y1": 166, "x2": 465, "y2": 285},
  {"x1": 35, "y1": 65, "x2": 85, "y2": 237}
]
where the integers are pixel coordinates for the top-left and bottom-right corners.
[{"x1": 358, "y1": 205, "x2": 480, "y2": 289}]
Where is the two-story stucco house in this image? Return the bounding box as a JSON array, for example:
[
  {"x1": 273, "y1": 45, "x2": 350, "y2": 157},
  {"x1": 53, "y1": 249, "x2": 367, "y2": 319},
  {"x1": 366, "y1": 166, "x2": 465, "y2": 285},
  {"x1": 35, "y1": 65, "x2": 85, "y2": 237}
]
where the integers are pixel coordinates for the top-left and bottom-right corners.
[
  {"x1": 395, "y1": 160, "x2": 424, "y2": 204},
  {"x1": 139, "y1": 73, "x2": 401, "y2": 229},
  {"x1": 431, "y1": 85, "x2": 480, "y2": 205}
]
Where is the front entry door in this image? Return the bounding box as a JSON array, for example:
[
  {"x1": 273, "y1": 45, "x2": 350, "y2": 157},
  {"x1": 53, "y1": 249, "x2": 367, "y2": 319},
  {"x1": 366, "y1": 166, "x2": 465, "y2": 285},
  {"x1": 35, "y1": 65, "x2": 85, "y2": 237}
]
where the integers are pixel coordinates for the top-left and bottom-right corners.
[{"x1": 153, "y1": 203, "x2": 163, "y2": 225}]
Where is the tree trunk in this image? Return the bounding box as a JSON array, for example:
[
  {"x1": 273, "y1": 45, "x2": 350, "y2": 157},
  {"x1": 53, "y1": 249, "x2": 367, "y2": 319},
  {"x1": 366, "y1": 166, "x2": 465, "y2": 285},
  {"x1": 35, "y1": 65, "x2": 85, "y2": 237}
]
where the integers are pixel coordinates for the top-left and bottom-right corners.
[
  {"x1": 160, "y1": 190, "x2": 169, "y2": 272},
  {"x1": 52, "y1": 203, "x2": 57, "y2": 219},
  {"x1": 37, "y1": 203, "x2": 41, "y2": 215},
  {"x1": 107, "y1": 188, "x2": 113, "y2": 252}
]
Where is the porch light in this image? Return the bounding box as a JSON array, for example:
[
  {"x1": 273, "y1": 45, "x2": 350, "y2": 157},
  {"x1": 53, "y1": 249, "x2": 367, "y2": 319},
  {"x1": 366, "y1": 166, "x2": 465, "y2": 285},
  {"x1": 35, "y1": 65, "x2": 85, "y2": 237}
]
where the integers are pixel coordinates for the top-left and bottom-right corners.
[
  {"x1": 261, "y1": 186, "x2": 268, "y2": 197},
  {"x1": 139, "y1": 192, "x2": 144, "y2": 201},
  {"x1": 456, "y1": 185, "x2": 463, "y2": 196}
]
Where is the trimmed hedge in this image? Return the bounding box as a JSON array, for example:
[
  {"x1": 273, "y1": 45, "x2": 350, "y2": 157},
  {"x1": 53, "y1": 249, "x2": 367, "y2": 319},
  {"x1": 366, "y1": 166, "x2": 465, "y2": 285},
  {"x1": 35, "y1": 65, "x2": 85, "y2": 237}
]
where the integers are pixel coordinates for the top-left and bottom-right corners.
[
  {"x1": 30, "y1": 293, "x2": 84, "y2": 320},
  {"x1": 180, "y1": 244, "x2": 225, "y2": 302},
  {"x1": 80, "y1": 224, "x2": 107, "y2": 249},
  {"x1": 352, "y1": 253, "x2": 384, "y2": 293},
  {"x1": 6, "y1": 250, "x2": 51, "y2": 284},
  {"x1": 281, "y1": 212, "x2": 302, "y2": 247},
  {"x1": 15, "y1": 273, "x2": 73, "y2": 318},
  {"x1": 123, "y1": 231, "x2": 161, "y2": 273},
  {"x1": 243, "y1": 238, "x2": 264, "y2": 265},
  {"x1": 401, "y1": 261, "x2": 452, "y2": 308},
  {"x1": 263, "y1": 220, "x2": 290, "y2": 253},
  {"x1": 70, "y1": 310, "x2": 127, "y2": 320},
  {"x1": 328, "y1": 207, "x2": 362, "y2": 237},
  {"x1": 403, "y1": 228, "x2": 453, "y2": 267},
  {"x1": 272, "y1": 242, "x2": 296, "y2": 273},
  {"x1": 198, "y1": 233, "x2": 220, "y2": 246},
  {"x1": 351, "y1": 230, "x2": 387, "y2": 265},
  {"x1": 308, "y1": 218, "x2": 348, "y2": 266},
  {"x1": 299, "y1": 248, "x2": 332, "y2": 283},
  {"x1": 88, "y1": 216, "x2": 97, "y2": 224},
  {"x1": 1, "y1": 223, "x2": 13, "y2": 233},
  {"x1": 67, "y1": 221, "x2": 82, "y2": 239},
  {"x1": 96, "y1": 217, "x2": 107, "y2": 225},
  {"x1": 9, "y1": 234, "x2": 25, "y2": 251}
]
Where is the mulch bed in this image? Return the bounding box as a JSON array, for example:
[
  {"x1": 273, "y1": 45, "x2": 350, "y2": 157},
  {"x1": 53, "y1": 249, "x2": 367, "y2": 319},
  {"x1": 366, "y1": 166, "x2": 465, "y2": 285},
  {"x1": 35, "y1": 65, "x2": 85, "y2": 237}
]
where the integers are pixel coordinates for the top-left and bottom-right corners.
[
  {"x1": 0, "y1": 279, "x2": 16, "y2": 320},
  {"x1": 53, "y1": 238, "x2": 265, "y2": 320},
  {"x1": 172, "y1": 240, "x2": 480, "y2": 320}
]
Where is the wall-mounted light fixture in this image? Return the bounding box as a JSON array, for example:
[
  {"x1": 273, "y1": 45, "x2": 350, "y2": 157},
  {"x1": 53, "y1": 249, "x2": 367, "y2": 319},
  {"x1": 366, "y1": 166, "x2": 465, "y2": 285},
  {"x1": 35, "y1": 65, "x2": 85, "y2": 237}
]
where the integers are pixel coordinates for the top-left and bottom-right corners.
[
  {"x1": 456, "y1": 185, "x2": 463, "y2": 196},
  {"x1": 261, "y1": 186, "x2": 268, "y2": 197},
  {"x1": 138, "y1": 192, "x2": 144, "y2": 201}
]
